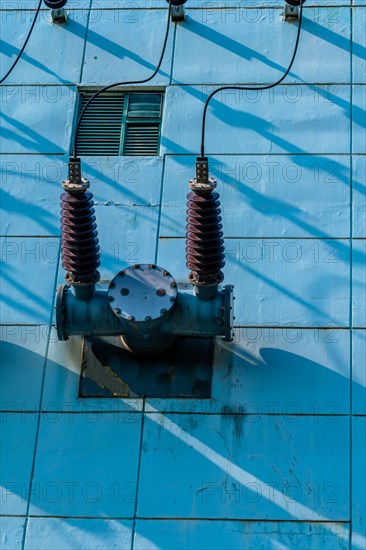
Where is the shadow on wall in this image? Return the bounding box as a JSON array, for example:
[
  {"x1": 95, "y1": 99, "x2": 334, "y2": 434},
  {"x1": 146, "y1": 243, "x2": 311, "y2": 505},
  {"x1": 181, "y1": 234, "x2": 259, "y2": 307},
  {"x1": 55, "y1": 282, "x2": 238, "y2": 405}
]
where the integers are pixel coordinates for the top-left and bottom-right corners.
[
  {"x1": 0, "y1": 111, "x2": 63, "y2": 154},
  {"x1": 1, "y1": 340, "x2": 365, "y2": 550},
  {"x1": 185, "y1": 13, "x2": 366, "y2": 68},
  {"x1": 0, "y1": 39, "x2": 70, "y2": 84},
  {"x1": 64, "y1": 20, "x2": 171, "y2": 81}
]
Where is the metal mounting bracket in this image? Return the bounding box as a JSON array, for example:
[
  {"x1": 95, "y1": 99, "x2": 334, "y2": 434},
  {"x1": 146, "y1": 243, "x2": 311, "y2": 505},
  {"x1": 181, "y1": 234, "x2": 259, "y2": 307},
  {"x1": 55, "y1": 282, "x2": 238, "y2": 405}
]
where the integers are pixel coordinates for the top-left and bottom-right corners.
[
  {"x1": 284, "y1": 4, "x2": 300, "y2": 20},
  {"x1": 223, "y1": 285, "x2": 234, "y2": 342},
  {"x1": 51, "y1": 7, "x2": 68, "y2": 24},
  {"x1": 171, "y1": 6, "x2": 186, "y2": 22}
]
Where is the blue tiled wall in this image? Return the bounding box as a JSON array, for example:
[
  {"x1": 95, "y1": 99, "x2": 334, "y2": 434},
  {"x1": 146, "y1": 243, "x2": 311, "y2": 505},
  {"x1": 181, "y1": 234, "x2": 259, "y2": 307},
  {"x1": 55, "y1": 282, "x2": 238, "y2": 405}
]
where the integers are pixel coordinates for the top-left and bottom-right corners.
[{"x1": 0, "y1": 1, "x2": 365, "y2": 549}]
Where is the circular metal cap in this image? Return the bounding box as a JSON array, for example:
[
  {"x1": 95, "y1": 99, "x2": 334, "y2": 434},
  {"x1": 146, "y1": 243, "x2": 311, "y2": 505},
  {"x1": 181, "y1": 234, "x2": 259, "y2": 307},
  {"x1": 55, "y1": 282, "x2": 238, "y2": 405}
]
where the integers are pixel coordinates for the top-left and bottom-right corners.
[{"x1": 108, "y1": 264, "x2": 177, "y2": 323}]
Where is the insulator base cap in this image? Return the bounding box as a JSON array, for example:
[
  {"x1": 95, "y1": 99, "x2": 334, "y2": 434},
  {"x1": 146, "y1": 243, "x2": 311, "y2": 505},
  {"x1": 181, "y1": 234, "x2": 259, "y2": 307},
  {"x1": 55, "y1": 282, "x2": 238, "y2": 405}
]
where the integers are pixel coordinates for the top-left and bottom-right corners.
[
  {"x1": 62, "y1": 177, "x2": 90, "y2": 194},
  {"x1": 65, "y1": 270, "x2": 100, "y2": 286},
  {"x1": 188, "y1": 270, "x2": 224, "y2": 287},
  {"x1": 189, "y1": 177, "x2": 217, "y2": 194}
]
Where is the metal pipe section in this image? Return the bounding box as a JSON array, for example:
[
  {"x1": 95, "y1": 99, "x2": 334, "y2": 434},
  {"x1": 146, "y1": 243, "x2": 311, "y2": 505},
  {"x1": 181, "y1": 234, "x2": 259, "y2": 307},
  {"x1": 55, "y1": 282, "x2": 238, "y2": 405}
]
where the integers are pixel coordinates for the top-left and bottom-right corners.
[
  {"x1": 166, "y1": 288, "x2": 227, "y2": 337},
  {"x1": 56, "y1": 286, "x2": 122, "y2": 341},
  {"x1": 56, "y1": 278, "x2": 234, "y2": 346}
]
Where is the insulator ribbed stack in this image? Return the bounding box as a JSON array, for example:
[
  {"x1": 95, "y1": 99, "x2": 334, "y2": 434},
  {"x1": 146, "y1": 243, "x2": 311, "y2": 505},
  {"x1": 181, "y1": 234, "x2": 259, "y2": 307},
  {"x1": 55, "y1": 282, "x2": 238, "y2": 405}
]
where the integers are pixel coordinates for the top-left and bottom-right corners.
[
  {"x1": 61, "y1": 189, "x2": 100, "y2": 282},
  {"x1": 186, "y1": 190, "x2": 225, "y2": 284}
]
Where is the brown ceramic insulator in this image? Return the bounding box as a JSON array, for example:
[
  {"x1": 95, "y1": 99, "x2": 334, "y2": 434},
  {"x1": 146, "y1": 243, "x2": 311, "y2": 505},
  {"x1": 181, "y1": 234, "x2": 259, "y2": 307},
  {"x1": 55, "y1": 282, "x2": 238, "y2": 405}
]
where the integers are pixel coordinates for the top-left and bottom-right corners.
[
  {"x1": 186, "y1": 190, "x2": 225, "y2": 281},
  {"x1": 60, "y1": 190, "x2": 101, "y2": 280}
]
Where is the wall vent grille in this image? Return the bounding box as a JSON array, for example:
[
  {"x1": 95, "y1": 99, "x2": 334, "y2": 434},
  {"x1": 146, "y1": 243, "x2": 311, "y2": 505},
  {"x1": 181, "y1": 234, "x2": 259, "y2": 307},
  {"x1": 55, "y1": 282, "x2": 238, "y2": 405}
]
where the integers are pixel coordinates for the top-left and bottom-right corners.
[{"x1": 76, "y1": 90, "x2": 163, "y2": 156}]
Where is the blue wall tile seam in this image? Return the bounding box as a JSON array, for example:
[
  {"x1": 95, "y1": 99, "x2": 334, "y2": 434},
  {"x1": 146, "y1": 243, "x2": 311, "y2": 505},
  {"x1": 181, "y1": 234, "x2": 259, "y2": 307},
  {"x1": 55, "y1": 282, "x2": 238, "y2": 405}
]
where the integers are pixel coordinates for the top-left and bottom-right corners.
[
  {"x1": 20, "y1": 252, "x2": 61, "y2": 550},
  {"x1": 0, "y1": 411, "x2": 358, "y2": 417},
  {"x1": 349, "y1": 3, "x2": 354, "y2": 546},
  {"x1": 0, "y1": 515, "x2": 354, "y2": 523},
  {"x1": 152, "y1": 17, "x2": 176, "y2": 261},
  {"x1": 154, "y1": 155, "x2": 168, "y2": 265},
  {"x1": 130, "y1": 400, "x2": 146, "y2": 550},
  {"x1": 158, "y1": 237, "x2": 356, "y2": 241},
  {"x1": 78, "y1": 0, "x2": 93, "y2": 84},
  {"x1": 1, "y1": 84, "x2": 364, "y2": 88},
  {"x1": 0, "y1": 5, "x2": 355, "y2": 11},
  {"x1": 4, "y1": 410, "x2": 360, "y2": 418},
  {"x1": 0, "y1": 152, "x2": 363, "y2": 157},
  {"x1": 169, "y1": 21, "x2": 177, "y2": 87}
]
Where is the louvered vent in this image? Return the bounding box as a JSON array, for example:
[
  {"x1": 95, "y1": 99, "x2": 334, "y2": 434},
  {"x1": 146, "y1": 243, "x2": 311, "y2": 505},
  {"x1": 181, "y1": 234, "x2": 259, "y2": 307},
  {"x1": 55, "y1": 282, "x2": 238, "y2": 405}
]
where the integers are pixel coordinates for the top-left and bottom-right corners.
[
  {"x1": 124, "y1": 124, "x2": 161, "y2": 156},
  {"x1": 76, "y1": 90, "x2": 163, "y2": 156},
  {"x1": 77, "y1": 91, "x2": 124, "y2": 156},
  {"x1": 124, "y1": 93, "x2": 162, "y2": 156}
]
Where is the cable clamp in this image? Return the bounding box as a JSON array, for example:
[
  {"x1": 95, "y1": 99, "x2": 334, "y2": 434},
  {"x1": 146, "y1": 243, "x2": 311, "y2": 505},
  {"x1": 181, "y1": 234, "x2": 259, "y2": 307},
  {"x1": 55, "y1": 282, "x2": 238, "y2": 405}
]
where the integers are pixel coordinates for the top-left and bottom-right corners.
[
  {"x1": 284, "y1": 4, "x2": 300, "y2": 20},
  {"x1": 171, "y1": 6, "x2": 186, "y2": 22},
  {"x1": 51, "y1": 8, "x2": 68, "y2": 24}
]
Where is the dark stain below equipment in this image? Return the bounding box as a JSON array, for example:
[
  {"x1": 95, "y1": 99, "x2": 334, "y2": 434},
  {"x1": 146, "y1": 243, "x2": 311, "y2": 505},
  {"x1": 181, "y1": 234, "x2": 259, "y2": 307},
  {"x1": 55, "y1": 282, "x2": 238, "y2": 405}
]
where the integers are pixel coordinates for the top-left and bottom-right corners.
[
  {"x1": 221, "y1": 404, "x2": 245, "y2": 438},
  {"x1": 79, "y1": 336, "x2": 213, "y2": 398}
]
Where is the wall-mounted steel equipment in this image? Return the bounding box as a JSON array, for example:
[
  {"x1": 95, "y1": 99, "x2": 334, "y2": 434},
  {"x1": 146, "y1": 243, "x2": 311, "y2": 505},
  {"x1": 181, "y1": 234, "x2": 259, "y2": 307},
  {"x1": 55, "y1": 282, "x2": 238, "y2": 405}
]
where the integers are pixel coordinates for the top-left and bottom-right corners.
[
  {"x1": 284, "y1": 0, "x2": 306, "y2": 21},
  {"x1": 165, "y1": 0, "x2": 187, "y2": 22},
  {"x1": 56, "y1": 157, "x2": 234, "y2": 353},
  {"x1": 44, "y1": 0, "x2": 68, "y2": 23}
]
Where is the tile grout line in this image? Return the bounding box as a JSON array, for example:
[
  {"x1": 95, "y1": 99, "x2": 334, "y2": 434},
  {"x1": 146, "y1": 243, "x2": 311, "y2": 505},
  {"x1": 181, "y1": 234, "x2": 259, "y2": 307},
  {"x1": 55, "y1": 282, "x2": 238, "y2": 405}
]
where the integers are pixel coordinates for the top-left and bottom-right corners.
[
  {"x1": 0, "y1": 514, "x2": 355, "y2": 522},
  {"x1": 349, "y1": 1, "x2": 354, "y2": 547},
  {"x1": 0, "y1": 4, "x2": 356, "y2": 11},
  {"x1": 1, "y1": 411, "x2": 358, "y2": 417},
  {"x1": 2, "y1": 515, "x2": 356, "y2": 522},
  {"x1": 0, "y1": 237, "x2": 363, "y2": 242},
  {"x1": 156, "y1": 236, "x2": 358, "y2": 240},
  {"x1": 158, "y1": 152, "x2": 365, "y2": 156},
  {"x1": 78, "y1": 0, "x2": 93, "y2": 85},
  {"x1": 1, "y1": 83, "x2": 364, "y2": 89},
  {"x1": 0, "y1": 152, "x2": 364, "y2": 157},
  {"x1": 169, "y1": 19, "x2": 178, "y2": 87},
  {"x1": 153, "y1": 19, "x2": 177, "y2": 264},
  {"x1": 154, "y1": 155, "x2": 168, "y2": 265},
  {"x1": 20, "y1": 244, "x2": 61, "y2": 550},
  {"x1": 130, "y1": 398, "x2": 146, "y2": 550}
]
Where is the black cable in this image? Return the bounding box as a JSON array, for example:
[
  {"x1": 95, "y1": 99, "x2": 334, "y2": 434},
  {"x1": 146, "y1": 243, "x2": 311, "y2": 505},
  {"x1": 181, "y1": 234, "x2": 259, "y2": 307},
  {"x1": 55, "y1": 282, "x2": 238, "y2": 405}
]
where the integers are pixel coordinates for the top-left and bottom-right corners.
[
  {"x1": 200, "y1": 1, "x2": 304, "y2": 157},
  {"x1": 73, "y1": 0, "x2": 173, "y2": 157},
  {"x1": 0, "y1": 0, "x2": 43, "y2": 84}
]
